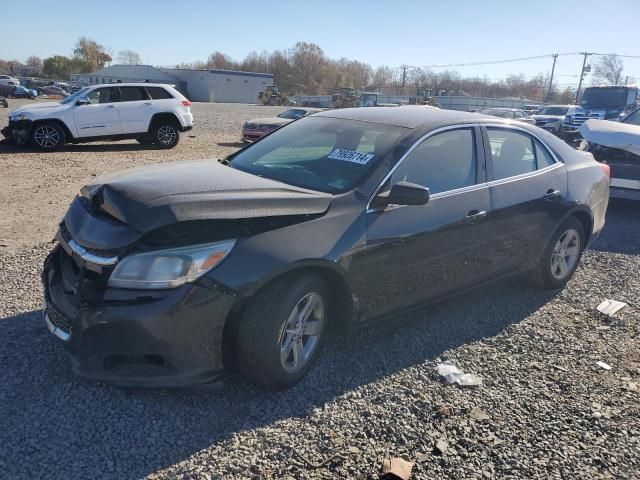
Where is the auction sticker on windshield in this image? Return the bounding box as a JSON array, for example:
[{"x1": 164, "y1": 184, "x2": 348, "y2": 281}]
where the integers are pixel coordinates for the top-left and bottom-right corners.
[{"x1": 328, "y1": 149, "x2": 374, "y2": 165}]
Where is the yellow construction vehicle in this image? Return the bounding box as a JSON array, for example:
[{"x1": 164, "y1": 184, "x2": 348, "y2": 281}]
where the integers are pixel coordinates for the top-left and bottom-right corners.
[
  {"x1": 257, "y1": 85, "x2": 294, "y2": 106},
  {"x1": 331, "y1": 87, "x2": 356, "y2": 108},
  {"x1": 409, "y1": 88, "x2": 440, "y2": 107}
]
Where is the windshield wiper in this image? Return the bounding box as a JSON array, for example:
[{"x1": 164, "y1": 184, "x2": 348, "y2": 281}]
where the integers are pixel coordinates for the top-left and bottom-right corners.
[{"x1": 217, "y1": 158, "x2": 231, "y2": 166}]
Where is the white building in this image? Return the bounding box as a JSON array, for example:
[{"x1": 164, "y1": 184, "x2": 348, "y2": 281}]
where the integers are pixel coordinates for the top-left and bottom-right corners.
[{"x1": 71, "y1": 64, "x2": 273, "y2": 104}]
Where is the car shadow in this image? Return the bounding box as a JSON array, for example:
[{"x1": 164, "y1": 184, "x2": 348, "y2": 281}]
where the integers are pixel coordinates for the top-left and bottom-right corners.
[
  {"x1": 0, "y1": 275, "x2": 556, "y2": 479},
  {"x1": 0, "y1": 141, "x2": 158, "y2": 154},
  {"x1": 590, "y1": 198, "x2": 640, "y2": 255},
  {"x1": 216, "y1": 141, "x2": 247, "y2": 148}
]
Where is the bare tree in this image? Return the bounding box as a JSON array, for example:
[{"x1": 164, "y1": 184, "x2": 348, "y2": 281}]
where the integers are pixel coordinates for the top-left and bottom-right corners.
[
  {"x1": 117, "y1": 49, "x2": 142, "y2": 65},
  {"x1": 26, "y1": 56, "x2": 43, "y2": 68},
  {"x1": 593, "y1": 54, "x2": 624, "y2": 85}
]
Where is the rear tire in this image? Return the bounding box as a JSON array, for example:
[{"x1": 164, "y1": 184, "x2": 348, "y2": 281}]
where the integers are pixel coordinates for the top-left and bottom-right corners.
[
  {"x1": 30, "y1": 122, "x2": 65, "y2": 151},
  {"x1": 530, "y1": 216, "x2": 585, "y2": 289},
  {"x1": 150, "y1": 119, "x2": 180, "y2": 149},
  {"x1": 235, "y1": 274, "x2": 329, "y2": 389}
]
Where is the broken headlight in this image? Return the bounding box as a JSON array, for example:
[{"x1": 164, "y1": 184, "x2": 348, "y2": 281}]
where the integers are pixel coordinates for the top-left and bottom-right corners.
[{"x1": 108, "y1": 240, "x2": 236, "y2": 289}]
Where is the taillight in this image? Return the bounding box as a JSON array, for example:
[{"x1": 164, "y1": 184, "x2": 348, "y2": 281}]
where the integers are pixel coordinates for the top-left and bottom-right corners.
[
  {"x1": 599, "y1": 162, "x2": 610, "y2": 179},
  {"x1": 182, "y1": 100, "x2": 191, "y2": 107}
]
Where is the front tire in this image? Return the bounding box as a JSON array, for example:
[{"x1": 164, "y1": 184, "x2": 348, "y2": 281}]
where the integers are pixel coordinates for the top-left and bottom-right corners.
[
  {"x1": 235, "y1": 274, "x2": 329, "y2": 389},
  {"x1": 30, "y1": 122, "x2": 65, "y2": 151},
  {"x1": 531, "y1": 216, "x2": 585, "y2": 289},
  {"x1": 150, "y1": 119, "x2": 180, "y2": 149}
]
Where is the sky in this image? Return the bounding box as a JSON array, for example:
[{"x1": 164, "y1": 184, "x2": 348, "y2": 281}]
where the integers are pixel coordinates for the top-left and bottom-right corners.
[{"x1": 2, "y1": 0, "x2": 640, "y2": 88}]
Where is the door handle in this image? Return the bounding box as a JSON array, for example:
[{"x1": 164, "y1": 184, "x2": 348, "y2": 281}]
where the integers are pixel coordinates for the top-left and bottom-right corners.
[
  {"x1": 544, "y1": 189, "x2": 561, "y2": 201},
  {"x1": 465, "y1": 210, "x2": 487, "y2": 223},
  {"x1": 105, "y1": 105, "x2": 115, "y2": 109},
  {"x1": 143, "y1": 102, "x2": 152, "y2": 105}
]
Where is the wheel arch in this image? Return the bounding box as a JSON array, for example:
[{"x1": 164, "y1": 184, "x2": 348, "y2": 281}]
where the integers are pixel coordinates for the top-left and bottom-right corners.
[
  {"x1": 147, "y1": 112, "x2": 182, "y2": 133},
  {"x1": 565, "y1": 206, "x2": 594, "y2": 246},
  {"x1": 31, "y1": 118, "x2": 74, "y2": 141},
  {"x1": 221, "y1": 261, "x2": 354, "y2": 370}
]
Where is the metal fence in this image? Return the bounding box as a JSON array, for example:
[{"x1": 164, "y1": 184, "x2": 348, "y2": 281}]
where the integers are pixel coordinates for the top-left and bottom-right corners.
[{"x1": 292, "y1": 95, "x2": 531, "y2": 111}]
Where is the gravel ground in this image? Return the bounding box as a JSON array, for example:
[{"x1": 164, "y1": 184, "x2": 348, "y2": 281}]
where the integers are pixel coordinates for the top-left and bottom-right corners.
[{"x1": 0, "y1": 100, "x2": 639, "y2": 479}]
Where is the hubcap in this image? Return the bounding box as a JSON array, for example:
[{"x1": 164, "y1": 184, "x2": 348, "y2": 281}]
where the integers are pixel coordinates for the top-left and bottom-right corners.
[
  {"x1": 34, "y1": 125, "x2": 59, "y2": 148},
  {"x1": 550, "y1": 228, "x2": 580, "y2": 280},
  {"x1": 157, "y1": 125, "x2": 177, "y2": 145},
  {"x1": 279, "y1": 292, "x2": 325, "y2": 373}
]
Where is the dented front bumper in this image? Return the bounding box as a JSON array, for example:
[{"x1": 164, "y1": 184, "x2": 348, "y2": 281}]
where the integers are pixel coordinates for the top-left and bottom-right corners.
[
  {"x1": 42, "y1": 245, "x2": 238, "y2": 387},
  {"x1": 1, "y1": 119, "x2": 31, "y2": 144}
]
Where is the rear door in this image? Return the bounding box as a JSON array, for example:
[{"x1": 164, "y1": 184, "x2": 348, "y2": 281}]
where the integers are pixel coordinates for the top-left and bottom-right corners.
[
  {"x1": 353, "y1": 126, "x2": 494, "y2": 320},
  {"x1": 117, "y1": 86, "x2": 152, "y2": 133},
  {"x1": 73, "y1": 87, "x2": 122, "y2": 137},
  {"x1": 483, "y1": 126, "x2": 568, "y2": 272}
]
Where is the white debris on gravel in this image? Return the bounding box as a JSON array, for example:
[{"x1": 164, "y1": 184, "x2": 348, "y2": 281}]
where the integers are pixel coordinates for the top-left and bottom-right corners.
[{"x1": 0, "y1": 103, "x2": 639, "y2": 480}]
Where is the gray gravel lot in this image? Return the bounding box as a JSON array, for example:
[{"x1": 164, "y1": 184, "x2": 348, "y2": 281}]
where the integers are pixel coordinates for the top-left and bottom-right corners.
[{"x1": 0, "y1": 100, "x2": 639, "y2": 479}]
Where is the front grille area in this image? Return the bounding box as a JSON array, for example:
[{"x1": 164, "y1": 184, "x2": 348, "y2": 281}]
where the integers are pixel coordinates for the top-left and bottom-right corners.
[
  {"x1": 59, "y1": 221, "x2": 121, "y2": 259},
  {"x1": 565, "y1": 110, "x2": 606, "y2": 128}
]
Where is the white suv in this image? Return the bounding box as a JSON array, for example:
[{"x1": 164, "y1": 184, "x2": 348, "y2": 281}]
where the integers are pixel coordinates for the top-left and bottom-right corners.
[
  {"x1": 0, "y1": 75, "x2": 20, "y2": 86},
  {"x1": 1, "y1": 83, "x2": 193, "y2": 150}
]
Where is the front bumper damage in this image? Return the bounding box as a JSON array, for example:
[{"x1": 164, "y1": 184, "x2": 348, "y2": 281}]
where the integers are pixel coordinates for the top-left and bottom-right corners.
[
  {"x1": 1, "y1": 119, "x2": 31, "y2": 144},
  {"x1": 42, "y1": 239, "x2": 238, "y2": 388}
]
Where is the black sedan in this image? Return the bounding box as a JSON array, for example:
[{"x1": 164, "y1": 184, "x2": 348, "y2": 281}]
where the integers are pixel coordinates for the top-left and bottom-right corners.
[{"x1": 43, "y1": 106, "x2": 609, "y2": 389}]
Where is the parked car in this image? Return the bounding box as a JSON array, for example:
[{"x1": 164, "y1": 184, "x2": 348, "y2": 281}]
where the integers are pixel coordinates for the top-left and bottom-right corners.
[
  {"x1": 531, "y1": 105, "x2": 573, "y2": 135},
  {"x1": 242, "y1": 107, "x2": 322, "y2": 142},
  {"x1": 36, "y1": 86, "x2": 69, "y2": 98},
  {"x1": 563, "y1": 86, "x2": 639, "y2": 142},
  {"x1": 7, "y1": 85, "x2": 37, "y2": 99},
  {"x1": 0, "y1": 96, "x2": 7, "y2": 108},
  {"x1": 2, "y1": 83, "x2": 193, "y2": 150},
  {"x1": 0, "y1": 74, "x2": 20, "y2": 86},
  {"x1": 579, "y1": 108, "x2": 640, "y2": 200},
  {"x1": 480, "y1": 108, "x2": 536, "y2": 124},
  {"x1": 523, "y1": 104, "x2": 542, "y2": 115},
  {"x1": 42, "y1": 106, "x2": 609, "y2": 389}
]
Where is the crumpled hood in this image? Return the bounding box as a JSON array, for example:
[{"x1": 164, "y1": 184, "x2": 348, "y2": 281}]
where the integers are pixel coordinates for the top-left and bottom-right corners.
[
  {"x1": 79, "y1": 159, "x2": 333, "y2": 233},
  {"x1": 246, "y1": 117, "x2": 291, "y2": 127},
  {"x1": 580, "y1": 119, "x2": 640, "y2": 156}
]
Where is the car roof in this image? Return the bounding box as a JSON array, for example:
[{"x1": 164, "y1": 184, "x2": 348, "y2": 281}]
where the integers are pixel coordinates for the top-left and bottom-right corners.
[
  {"x1": 88, "y1": 83, "x2": 174, "y2": 88},
  {"x1": 313, "y1": 105, "x2": 488, "y2": 129}
]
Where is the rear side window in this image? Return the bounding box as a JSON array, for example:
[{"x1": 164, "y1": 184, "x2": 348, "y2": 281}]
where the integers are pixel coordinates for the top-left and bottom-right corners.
[
  {"x1": 146, "y1": 86, "x2": 173, "y2": 99},
  {"x1": 534, "y1": 140, "x2": 556, "y2": 169},
  {"x1": 120, "y1": 87, "x2": 148, "y2": 102},
  {"x1": 391, "y1": 128, "x2": 477, "y2": 195},
  {"x1": 488, "y1": 129, "x2": 555, "y2": 180}
]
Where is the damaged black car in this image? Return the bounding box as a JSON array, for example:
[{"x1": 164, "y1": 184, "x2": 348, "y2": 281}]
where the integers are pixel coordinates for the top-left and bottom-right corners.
[{"x1": 43, "y1": 107, "x2": 609, "y2": 389}]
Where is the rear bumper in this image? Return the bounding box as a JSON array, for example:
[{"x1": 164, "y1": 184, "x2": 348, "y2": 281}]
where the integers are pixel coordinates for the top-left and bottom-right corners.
[{"x1": 42, "y1": 246, "x2": 237, "y2": 388}]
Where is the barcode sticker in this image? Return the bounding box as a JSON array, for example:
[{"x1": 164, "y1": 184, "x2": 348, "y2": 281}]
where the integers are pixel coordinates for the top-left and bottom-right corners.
[{"x1": 327, "y1": 149, "x2": 374, "y2": 165}]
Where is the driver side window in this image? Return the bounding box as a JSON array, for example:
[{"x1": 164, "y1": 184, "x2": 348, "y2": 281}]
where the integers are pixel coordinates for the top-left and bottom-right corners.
[
  {"x1": 86, "y1": 87, "x2": 119, "y2": 104},
  {"x1": 391, "y1": 128, "x2": 477, "y2": 195}
]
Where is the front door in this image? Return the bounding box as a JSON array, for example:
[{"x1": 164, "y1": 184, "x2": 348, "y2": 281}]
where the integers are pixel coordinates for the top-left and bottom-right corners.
[
  {"x1": 352, "y1": 126, "x2": 494, "y2": 321},
  {"x1": 73, "y1": 86, "x2": 122, "y2": 137}
]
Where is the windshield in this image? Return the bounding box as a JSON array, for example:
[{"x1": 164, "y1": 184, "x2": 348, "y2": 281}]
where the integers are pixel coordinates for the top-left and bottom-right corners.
[
  {"x1": 581, "y1": 88, "x2": 628, "y2": 107},
  {"x1": 623, "y1": 109, "x2": 640, "y2": 126},
  {"x1": 278, "y1": 109, "x2": 307, "y2": 120},
  {"x1": 537, "y1": 107, "x2": 569, "y2": 115},
  {"x1": 60, "y1": 87, "x2": 90, "y2": 104},
  {"x1": 229, "y1": 116, "x2": 407, "y2": 193}
]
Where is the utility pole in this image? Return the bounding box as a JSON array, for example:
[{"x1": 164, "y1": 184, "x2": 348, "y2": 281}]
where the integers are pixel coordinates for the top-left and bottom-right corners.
[
  {"x1": 625, "y1": 75, "x2": 629, "y2": 86},
  {"x1": 575, "y1": 52, "x2": 591, "y2": 103},
  {"x1": 400, "y1": 65, "x2": 408, "y2": 94},
  {"x1": 545, "y1": 54, "x2": 558, "y2": 103}
]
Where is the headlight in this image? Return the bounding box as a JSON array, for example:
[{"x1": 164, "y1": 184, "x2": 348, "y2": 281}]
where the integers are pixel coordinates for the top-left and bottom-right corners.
[
  {"x1": 10, "y1": 112, "x2": 27, "y2": 121},
  {"x1": 108, "y1": 240, "x2": 236, "y2": 289}
]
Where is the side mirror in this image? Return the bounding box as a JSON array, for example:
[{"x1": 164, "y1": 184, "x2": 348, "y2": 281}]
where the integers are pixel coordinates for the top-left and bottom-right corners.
[
  {"x1": 375, "y1": 181, "x2": 430, "y2": 207},
  {"x1": 76, "y1": 97, "x2": 90, "y2": 106}
]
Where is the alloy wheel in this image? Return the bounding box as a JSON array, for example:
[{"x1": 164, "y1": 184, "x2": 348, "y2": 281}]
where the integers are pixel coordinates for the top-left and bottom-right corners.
[
  {"x1": 33, "y1": 125, "x2": 60, "y2": 149},
  {"x1": 279, "y1": 292, "x2": 325, "y2": 373},
  {"x1": 550, "y1": 228, "x2": 580, "y2": 280},
  {"x1": 157, "y1": 125, "x2": 177, "y2": 145}
]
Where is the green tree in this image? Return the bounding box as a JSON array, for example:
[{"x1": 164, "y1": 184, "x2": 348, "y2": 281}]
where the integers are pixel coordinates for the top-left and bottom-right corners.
[{"x1": 43, "y1": 55, "x2": 73, "y2": 79}]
